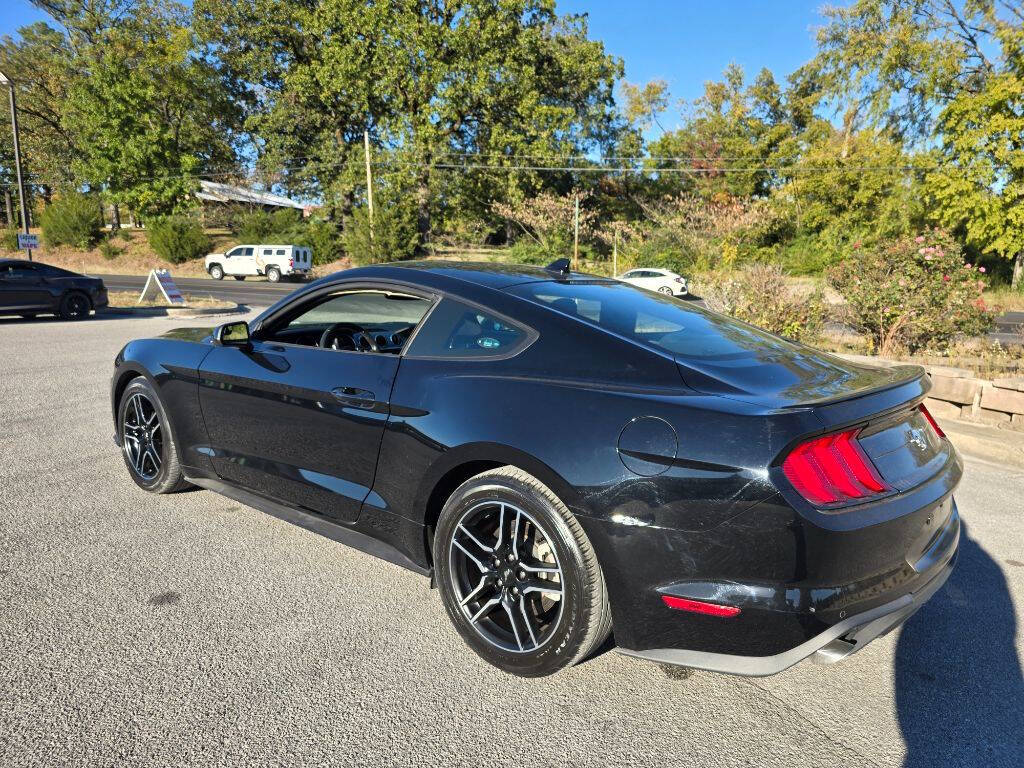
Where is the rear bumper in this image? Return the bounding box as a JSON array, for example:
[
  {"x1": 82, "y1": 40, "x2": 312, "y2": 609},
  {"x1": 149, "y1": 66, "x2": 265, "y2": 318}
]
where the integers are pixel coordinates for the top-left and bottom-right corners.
[{"x1": 617, "y1": 500, "x2": 959, "y2": 676}]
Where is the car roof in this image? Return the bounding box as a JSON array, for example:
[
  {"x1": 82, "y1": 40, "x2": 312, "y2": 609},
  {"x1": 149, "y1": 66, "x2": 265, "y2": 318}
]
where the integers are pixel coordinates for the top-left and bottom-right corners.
[{"x1": 322, "y1": 260, "x2": 602, "y2": 291}]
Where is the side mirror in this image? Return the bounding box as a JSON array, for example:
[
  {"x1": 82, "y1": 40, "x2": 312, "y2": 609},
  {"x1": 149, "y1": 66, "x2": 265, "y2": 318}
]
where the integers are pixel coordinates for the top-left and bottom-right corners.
[{"x1": 215, "y1": 320, "x2": 251, "y2": 347}]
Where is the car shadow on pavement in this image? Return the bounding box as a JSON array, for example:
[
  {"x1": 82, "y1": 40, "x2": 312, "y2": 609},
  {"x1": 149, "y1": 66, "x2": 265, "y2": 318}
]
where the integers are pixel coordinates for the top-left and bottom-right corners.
[{"x1": 895, "y1": 524, "x2": 1024, "y2": 767}]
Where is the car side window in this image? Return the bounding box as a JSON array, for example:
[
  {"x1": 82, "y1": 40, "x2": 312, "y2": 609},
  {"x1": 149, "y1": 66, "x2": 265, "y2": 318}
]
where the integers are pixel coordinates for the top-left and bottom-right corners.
[
  {"x1": 243, "y1": 247, "x2": 254, "y2": 256},
  {"x1": 262, "y1": 289, "x2": 433, "y2": 353},
  {"x1": 405, "y1": 298, "x2": 529, "y2": 358},
  {"x1": 263, "y1": 248, "x2": 273, "y2": 256},
  {"x1": 7, "y1": 264, "x2": 38, "y2": 279},
  {"x1": 276, "y1": 249, "x2": 285, "y2": 255},
  {"x1": 226, "y1": 248, "x2": 240, "y2": 257}
]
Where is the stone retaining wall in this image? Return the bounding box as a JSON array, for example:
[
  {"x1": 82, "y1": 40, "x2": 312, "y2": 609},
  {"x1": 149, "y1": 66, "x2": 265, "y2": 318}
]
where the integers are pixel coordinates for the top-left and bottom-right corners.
[
  {"x1": 834, "y1": 353, "x2": 1024, "y2": 431},
  {"x1": 922, "y1": 366, "x2": 1024, "y2": 431}
]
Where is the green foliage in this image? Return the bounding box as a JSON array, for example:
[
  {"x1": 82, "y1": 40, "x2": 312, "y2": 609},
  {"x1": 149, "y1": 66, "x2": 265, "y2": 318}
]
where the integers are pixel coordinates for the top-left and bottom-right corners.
[
  {"x1": 1, "y1": 228, "x2": 18, "y2": 251},
  {"x1": 195, "y1": 0, "x2": 622, "y2": 247},
  {"x1": 813, "y1": 0, "x2": 1024, "y2": 283},
  {"x1": 235, "y1": 208, "x2": 303, "y2": 242},
  {"x1": 39, "y1": 192, "x2": 103, "y2": 248},
  {"x1": 97, "y1": 236, "x2": 122, "y2": 260},
  {"x1": 146, "y1": 216, "x2": 210, "y2": 265},
  {"x1": 61, "y1": 4, "x2": 240, "y2": 217},
  {"x1": 341, "y1": 202, "x2": 419, "y2": 266},
  {"x1": 827, "y1": 231, "x2": 995, "y2": 355},
  {"x1": 699, "y1": 264, "x2": 826, "y2": 343},
  {"x1": 230, "y1": 208, "x2": 342, "y2": 266}
]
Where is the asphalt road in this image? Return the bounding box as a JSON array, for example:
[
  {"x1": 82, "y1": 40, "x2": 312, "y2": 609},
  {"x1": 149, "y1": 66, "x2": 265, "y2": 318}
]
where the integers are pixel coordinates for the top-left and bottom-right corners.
[
  {"x1": 1, "y1": 312, "x2": 1023, "y2": 767},
  {"x1": 100, "y1": 273, "x2": 304, "y2": 307}
]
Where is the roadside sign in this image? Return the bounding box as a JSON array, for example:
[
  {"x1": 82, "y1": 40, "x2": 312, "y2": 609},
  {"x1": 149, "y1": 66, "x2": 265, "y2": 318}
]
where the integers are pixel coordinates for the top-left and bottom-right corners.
[
  {"x1": 138, "y1": 269, "x2": 187, "y2": 305},
  {"x1": 17, "y1": 233, "x2": 38, "y2": 249}
]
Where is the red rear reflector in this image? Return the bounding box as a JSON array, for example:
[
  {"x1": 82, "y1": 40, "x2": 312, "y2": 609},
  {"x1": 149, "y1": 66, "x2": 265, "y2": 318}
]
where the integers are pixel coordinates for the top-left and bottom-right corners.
[
  {"x1": 661, "y1": 595, "x2": 741, "y2": 617},
  {"x1": 782, "y1": 428, "x2": 890, "y2": 507},
  {"x1": 919, "y1": 404, "x2": 945, "y2": 438}
]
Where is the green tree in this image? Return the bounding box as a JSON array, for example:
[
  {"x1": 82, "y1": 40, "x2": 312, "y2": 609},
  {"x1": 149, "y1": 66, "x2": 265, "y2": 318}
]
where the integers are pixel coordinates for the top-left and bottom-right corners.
[
  {"x1": 0, "y1": 22, "x2": 79, "y2": 198},
  {"x1": 62, "y1": 1, "x2": 240, "y2": 217},
  {"x1": 194, "y1": 0, "x2": 622, "y2": 250},
  {"x1": 644, "y1": 65, "x2": 795, "y2": 200},
  {"x1": 812, "y1": 0, "x2": 1024, "y2": 286}
]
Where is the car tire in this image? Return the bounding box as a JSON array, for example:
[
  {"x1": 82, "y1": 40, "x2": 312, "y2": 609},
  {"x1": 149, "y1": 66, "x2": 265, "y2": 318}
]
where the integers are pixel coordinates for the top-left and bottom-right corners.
[
  {"x1": 233, "y1": 275, "x2": 245, "y2": 281},
  {"x1": 434, "y1": 466, "x2": 612, "y2": 677},
  {"x1": 208, "y1": 264, "x2": 224, "y2": 280},
  {"x1": 265, "y1": 266, "x2": 281, "y2": 283},
  {"x1": 59, "y1": 291, "x2": 91, "y2": 320},
  {"x1": 658, "y1": 286, "x2": 673, "y2": 295},
  {"x1": 117, "y1": 377, "x2": 189, "y2": 494}
]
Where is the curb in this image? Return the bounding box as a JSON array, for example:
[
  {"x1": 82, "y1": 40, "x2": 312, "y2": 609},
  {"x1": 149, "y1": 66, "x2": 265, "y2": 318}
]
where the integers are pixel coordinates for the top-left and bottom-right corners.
[
  {"x1": 98, "y1": 303, "x2": 249, "y2": 319},
  {"x1": 936, "y1": 417, "x2": 1024, "y2": 470}
]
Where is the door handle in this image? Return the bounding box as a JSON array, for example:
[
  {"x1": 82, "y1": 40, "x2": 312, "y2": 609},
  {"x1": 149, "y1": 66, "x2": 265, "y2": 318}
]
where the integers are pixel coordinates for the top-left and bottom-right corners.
[{"x1": 331, "y1": 386, "x2": 377, "y2": 409}]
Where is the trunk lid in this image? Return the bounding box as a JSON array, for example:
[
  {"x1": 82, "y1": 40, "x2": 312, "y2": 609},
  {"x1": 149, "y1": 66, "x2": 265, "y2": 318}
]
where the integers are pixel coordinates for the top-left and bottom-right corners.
[{"x1": 674, "y1": 335, "x2": 925, "y2": 412}]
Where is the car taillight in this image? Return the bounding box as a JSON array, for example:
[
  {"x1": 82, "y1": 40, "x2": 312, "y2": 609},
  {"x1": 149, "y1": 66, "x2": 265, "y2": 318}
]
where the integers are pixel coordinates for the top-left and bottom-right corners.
[
  {"x1": 289, "y1": 258, "x2": 294, "y2": 268},
  {"x1": 675, "y1": 277, "x2": 686, "y2": 283},
  {"x1": 782, "y1": 428, "x2": 890, "y2": 507},
  {"x1": 919, "y1": 404, "x2": 945, "y2": 438}
]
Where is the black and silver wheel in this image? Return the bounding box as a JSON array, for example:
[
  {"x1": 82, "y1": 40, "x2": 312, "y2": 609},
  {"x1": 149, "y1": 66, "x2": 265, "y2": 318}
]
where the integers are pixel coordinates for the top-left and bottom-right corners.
[
  {"x1": 118, "y1": 378, "x2": 188, "y2": 493},
  {"x1": 434, "y1": 466, "x2": 611, "y2": 676},
  {"x1": 59, "y1": 292, "x2": 90, "y2": 320},
  {"x1": 208, "y1": 264, "x2": 224, "y2": 280},
  {"x1": 658, "y1": 285, "x2": 673, "y2": 295},
  {"x1": 265, "y1": 266, "x2": 281, "y2": 283}
]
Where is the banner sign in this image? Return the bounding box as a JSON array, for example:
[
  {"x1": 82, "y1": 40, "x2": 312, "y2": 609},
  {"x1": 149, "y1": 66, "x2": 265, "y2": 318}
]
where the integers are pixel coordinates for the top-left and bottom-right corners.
[
  {"x1": 138, "y1": 269, "x2": 187, "y2": 305},
  {"x1": 17, "y1": 233, "x2": 38, "y2": 250}
]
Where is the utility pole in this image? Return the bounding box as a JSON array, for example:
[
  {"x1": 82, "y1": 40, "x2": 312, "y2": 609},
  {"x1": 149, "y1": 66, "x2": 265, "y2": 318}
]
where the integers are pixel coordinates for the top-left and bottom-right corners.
[
  {"x1": 612, "y1": 225, "x2": 618, "y2": 277},
  {"x1": 363, "y1": 129, "x2": 374, "y2": 242},
  {"x1": 0, "y1": 70, "x2": 31, "y2": 261},
  {"x1": 572, "y1": 193, "x2": 579, "y2": 269}
]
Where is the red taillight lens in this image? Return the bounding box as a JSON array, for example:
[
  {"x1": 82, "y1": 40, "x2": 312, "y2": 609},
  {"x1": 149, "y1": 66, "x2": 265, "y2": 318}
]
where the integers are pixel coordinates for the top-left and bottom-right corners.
[
  {"x1": 661, "y1": 595, "x2": 741, "y2": 617},
  {"x1": 919, "y1": 404, "x2": 945, "y2": 438},
  {"x1": 782, "y1": 428, "x2": 889, "y2": 507},
  {"x1": 289, "y1": 258, "x2": 294, "y2": 268}
]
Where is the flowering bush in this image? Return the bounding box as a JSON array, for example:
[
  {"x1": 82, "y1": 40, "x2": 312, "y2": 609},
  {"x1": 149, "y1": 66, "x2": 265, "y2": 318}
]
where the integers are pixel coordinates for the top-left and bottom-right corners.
[
  {"x1": 826, "y1": 230, "x2": 994, "y2": 355},
  {"x1": 700, "y1": 263, "x2": 826, "y2": 343}
]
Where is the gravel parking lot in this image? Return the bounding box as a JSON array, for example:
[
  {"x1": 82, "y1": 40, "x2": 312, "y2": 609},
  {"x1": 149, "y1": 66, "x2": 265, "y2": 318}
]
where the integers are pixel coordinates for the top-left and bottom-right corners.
[{"x1": 1, "y1": 312, "x2": 1022, "y2": 767}]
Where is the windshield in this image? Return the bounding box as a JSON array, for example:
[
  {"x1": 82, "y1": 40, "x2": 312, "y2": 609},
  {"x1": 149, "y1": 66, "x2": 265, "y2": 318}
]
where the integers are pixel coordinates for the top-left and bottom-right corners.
[{"x1": 506, "y1": 280, "x2": 801, "y2": 361}]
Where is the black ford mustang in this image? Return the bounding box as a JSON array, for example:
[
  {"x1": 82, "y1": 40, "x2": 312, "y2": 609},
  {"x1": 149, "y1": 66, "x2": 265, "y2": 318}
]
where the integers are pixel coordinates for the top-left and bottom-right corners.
[
  {"x1": 0, "y1": 258, "x2": 108, "y2": 319},
  {"x1": 111, "y1": 260, "x2": 960, "y2": 677}
]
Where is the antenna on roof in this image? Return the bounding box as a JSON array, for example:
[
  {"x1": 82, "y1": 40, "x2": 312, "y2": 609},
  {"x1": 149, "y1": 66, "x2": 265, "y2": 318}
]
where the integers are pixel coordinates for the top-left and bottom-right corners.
[{"x1": 545, "y1": 258, "x2": 571, "y2": 276}]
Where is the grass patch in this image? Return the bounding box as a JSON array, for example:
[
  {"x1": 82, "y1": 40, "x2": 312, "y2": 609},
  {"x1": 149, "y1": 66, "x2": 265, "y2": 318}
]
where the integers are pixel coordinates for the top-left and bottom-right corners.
[{"x1": 106, "y1": 290, "x2": 236, "y2": 309}]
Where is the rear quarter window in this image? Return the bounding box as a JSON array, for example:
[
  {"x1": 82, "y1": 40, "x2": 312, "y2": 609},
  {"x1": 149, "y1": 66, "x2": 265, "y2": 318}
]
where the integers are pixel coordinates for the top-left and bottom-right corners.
[{"x1": 406, "y1": 298, "x2": 531, "y2": 358}]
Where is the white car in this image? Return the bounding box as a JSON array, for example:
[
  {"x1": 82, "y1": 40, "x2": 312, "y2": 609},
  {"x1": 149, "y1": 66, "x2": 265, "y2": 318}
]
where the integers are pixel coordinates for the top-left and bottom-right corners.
[
  {"x1": 617, "y1": 268, "x2": 688, "y2": 296},
  {"x1": 205, "y1": 244, "x2": 312, "y2": 283}
]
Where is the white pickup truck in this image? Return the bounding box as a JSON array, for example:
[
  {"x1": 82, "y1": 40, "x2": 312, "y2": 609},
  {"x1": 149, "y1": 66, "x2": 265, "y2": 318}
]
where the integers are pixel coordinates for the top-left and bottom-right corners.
[{"x1": 205, "y1": 244, "x2": 312, "y2": 283}]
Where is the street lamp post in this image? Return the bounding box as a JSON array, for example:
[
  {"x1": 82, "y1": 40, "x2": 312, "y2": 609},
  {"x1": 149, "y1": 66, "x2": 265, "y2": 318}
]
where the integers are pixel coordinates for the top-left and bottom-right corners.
[{"x1": 0, "y1": 69, "x2": 32, "y2": 261}]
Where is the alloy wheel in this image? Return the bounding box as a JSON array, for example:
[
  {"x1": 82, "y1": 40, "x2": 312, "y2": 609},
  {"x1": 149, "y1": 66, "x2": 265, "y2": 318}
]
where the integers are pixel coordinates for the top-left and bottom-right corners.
[
  {"x1": 448, "y1": 501, "x2": 564, "y2": 653},
  {"x1": 122, "y1": 392, "x2": 163, "y2": 481},
  {"x1": 66, "y1": 294, "x2": 89, "y2": 317}
]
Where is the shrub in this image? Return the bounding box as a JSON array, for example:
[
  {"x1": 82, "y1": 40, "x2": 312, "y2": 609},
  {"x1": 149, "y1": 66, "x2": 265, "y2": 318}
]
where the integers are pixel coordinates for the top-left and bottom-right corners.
[
  {"x1": 98, "y1": 236, "x2": 122, "y2": 260},
  {"x1": 40, "y1": 192, "x2": 103, "y2": 248},
  {"x1": 1, "y1": 228, "x2": 18, "y2": 251},
  {"x1": 146, "y1": 216, "x2": 210, "y2": 265},
  {"x1": 342, "y1": 203, "x2": 419, "y2": 266},
  {"x1": 235, "y1": 208, "x2": 302, "y2": 242},
  {"x1": 699, "y1": 263, "x2": 827, "y2": 343},
  {"x1": 826, "y1": 230, "x2": 995, "y2": 355}
]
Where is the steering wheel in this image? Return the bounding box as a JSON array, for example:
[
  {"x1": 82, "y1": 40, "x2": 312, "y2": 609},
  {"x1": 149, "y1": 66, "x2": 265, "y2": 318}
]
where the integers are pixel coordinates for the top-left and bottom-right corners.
[{"x1": 319, "y1": 322, "x2": 378, "y2": 352}]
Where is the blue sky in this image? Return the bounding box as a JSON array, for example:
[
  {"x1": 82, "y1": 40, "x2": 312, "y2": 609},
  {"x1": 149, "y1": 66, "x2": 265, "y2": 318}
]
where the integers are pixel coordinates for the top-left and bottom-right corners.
[{"x1": 2, "y1": 0, "x2": 830, "y2": 130}]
